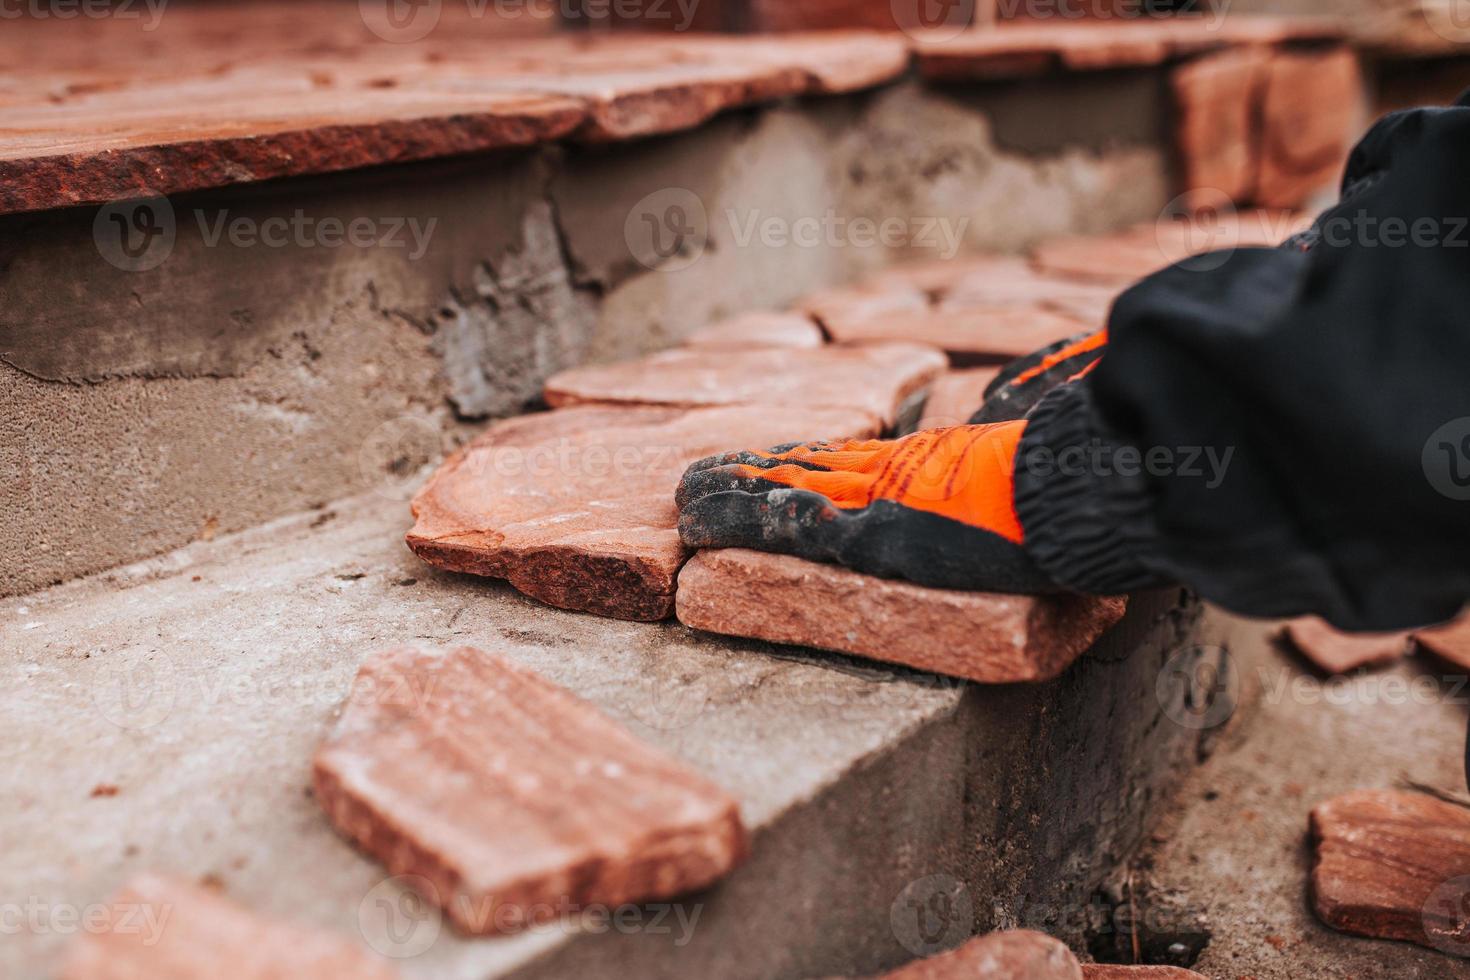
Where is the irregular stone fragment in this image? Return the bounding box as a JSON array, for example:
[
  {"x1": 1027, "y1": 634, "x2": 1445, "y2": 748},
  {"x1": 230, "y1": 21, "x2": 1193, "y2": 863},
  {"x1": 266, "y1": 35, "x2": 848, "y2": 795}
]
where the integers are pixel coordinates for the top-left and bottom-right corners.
[
  {"x1": 877, "y1": 929, "x2": 1082, "y2": 978},
  {"x1": 937, "y1": 255, "x2": 1119, "y2": 325},
  {"x1": 543, "y1": 343, "x2": 946, "y2": 429},
  {"x1": 1081, "y1": 966, "x2": 1208, "y2": 979},
  {"x1": 58, "y1": 873, "x2": 397, "y2": 980},
  {"x1": 1414, "y1": 613, "x2": 1470, "y2": 671},
  {"x1": 1310, "y1": 788, "x2": 1470, "y2": 953},
  {"x1": 824, "y1": 306, "x2": 1092, "y2": 366},
  {"x1": 314, "y1": 645, "x2": 748, "y2": 935},
  {"x1": 408, "y1": 404, "x2": 879, "y2": 621},
  {"x1": 683, "y1": 311, "x2": 825, "y2": 350},
  {"x1": 1171, "y1": 46, "x2": 1272, "y2": 204},
  {"x1": 798, "y1": 282, "x2": 931, "y2": 330},
  {"x1": 676, "y1": 548, "x2": 1126, "y2": 683},
  {"x1": 1280, "y1": 617, "x2": 1411, "y2": 675},
  {"x1": 1256, "y1": 47, "x2": 1362, "y2": 209},
  {"x1": 918, "y1": 367, "x2": 1003, "y2": 428}
]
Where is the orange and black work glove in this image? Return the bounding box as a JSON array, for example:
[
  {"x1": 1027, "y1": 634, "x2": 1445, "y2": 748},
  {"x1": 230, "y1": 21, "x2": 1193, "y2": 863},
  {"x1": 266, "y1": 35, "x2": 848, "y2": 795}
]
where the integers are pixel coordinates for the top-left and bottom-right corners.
[
  {"x1": 970, "y1": 329, "x2": 1106, "y2": 424},
  {"x1": 676, "y1": 421, "x2": 1061, "y2": 594}
]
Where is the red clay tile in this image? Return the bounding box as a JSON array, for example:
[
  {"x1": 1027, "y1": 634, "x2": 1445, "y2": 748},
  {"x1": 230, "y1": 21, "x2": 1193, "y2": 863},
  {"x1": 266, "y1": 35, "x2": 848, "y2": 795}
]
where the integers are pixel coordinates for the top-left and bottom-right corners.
[
  {"x1": 58, "y1": 873, "x2": 397, "y2": 980},
  {"x1": 1310, "y1": 788, "x2": 1470, "y2": 953},
  {"x1": 314, "y1": 645, "x2": 747, "y2": 935},
  {"x1": 1414, "y1": 614, "x2": 1470, "y2": 671},
  {"x1": 918, "y1": 367, "x2": 1004, "y2": 427},
  {"x1": 407, "y1": 404, "x2": 880, "y2": 621},
  {"x1": 682, "y1": 311, "x2": 826, "y2": 350},
  {"x1": 543, "y1": 343, "x2": 945, "y2": 429},
  {"x1": 1281, "y1": 617, "x2": 1411, "y2": 675},
  {"x1": 798, "y1": 282, "x2": 931, "y2": 329},
  {"x1": 936, "y1": 256, "x2": 1118, "y2": 325},
  {"x1": 877, "y1": 930, "x2": 1082, "y2": 978},
  {"x1": 829, "y1": 307, "x2": 1093, "y2": 366},
  {"x1": 1081, "y1": 966, "x2": 1208, "y2": 979},
  {"x1": 1255, "y1": 47, "x2": 1361, "y2": 209},
  {"x1": 1171, "y1": 46, "x2": 1272, "y2": 204},
  {"x1": 676, "y1": 548, "x2": 1126, "y2": 683}
]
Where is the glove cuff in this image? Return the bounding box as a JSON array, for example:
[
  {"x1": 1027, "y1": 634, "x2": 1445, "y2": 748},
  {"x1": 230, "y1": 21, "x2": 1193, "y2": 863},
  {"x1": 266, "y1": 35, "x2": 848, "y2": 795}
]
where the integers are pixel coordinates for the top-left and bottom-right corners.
[{"x1": 1013, "y1": 383, "x2": 1169, "y2": 595}]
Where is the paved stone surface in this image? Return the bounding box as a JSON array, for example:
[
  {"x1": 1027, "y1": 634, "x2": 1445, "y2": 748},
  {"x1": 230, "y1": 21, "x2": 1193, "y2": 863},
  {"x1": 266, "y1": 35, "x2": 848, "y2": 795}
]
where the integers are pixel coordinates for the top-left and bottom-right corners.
[
  {"x1": 682, "y1": 311, "x2": 825, "y2": 350},
  {"x1": 1416, "y1": 615, "x2": 1470, "y2": 670},
  {"x1": 935, "y1": 256, "x2": 1118, "y2": 326},
  {"x1": 543, "y1": 343, "x2": 945, "y2": 428},
  {"x1": 826, "y1": 306, "x2": 1093, "y2": 365},
  {"x1": 1256, "y1": 47, "x2": 1362, "y2": 210},
  {"x1": 676, "y1": 548, "x2": 1127, "y2": 683},
  {"x1": 917, "y1": 367, "x2": 1003, "y2": 428},
  {"x1": 315, "y1": 645, "x2": 747, "y2": 934},
  {"x1": 1311, "y1": 788, "x2": 1470, "y2": 954},
  {"x1": 876, "y1": 930, "x2": 1082, "y2": 979},
  {"x1": 1171, "y1": 46, "x2": 1272, "y2": 204},
  {"x1": 407, "y1": 404, "x2": 879, "y2": 621},
  {"x1": 798, "y1": 282, "x2": 930, "y2": 331},
  {"x1": 58, "y1": 873, "x2": 399, "y2": 980},
  {"x1": 1282, "y1": 617, "x2": 1411, "y2": 675}
]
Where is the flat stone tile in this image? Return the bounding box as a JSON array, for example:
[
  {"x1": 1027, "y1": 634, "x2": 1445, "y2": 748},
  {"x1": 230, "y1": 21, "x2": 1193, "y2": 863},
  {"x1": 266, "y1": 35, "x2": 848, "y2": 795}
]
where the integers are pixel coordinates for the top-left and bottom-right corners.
[
  {"x1": 1414, "y1": 614, "x2": 1470, "y2": 671},
  {"x1": 1256, "y1": 47, "x2": 1362, "y2": 209},
  {"x1": 543, "y1": 343, "x2": 945, "y2": 429},
  {"x1": 917, "y1": 367, "x2": 1003, "y2": 428},
  {"x1": 936, "y1": 256, "x2": 1119, "y2": 326},
  {"x1": 676, "y1": 548, "x2": 1127, "y2": 683},
  {"x1": 798, "y1": 282, "x2": 931, "y2": 328},
  {"x1": 314, "y1": 645, "x2": 748, "y2": 935},
  {"x1": 1081, "y1": 967, "x2": 1208, "y2": 978},
  {"x1": 58, "y1": 873, "x2": 398, "y2": 980},
  {"x1": 827, "y1": 307, "x2": 1093, "y2": 365},
  {"x1": 682, "y1": 311, "x2": 826, "y2": 350},
  {"x1": 1310, "y1": 788, "x2": 1470, "y2": 954},
  {"x1": 1171, "y1": 46, "x2": 1272, "y2": 204},
  {"x1": 407, "y1": 404, "x2": 880, "y2": 621},
  {"x1": 877, "y1": 930, "x2": 1082, "y2": 978},
  {"x1": 1281, "y1": 617, "x2": 1411, "y2": 675}
]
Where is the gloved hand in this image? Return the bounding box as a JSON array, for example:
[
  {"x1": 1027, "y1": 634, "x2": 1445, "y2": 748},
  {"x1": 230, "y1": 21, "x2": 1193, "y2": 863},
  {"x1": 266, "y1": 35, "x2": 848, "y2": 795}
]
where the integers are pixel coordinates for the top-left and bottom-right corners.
[
  {"x1": 970, "y1": 329, "x2": 1105, "y2": 423},
  {"x1": 676, "y1": 421, "x2": 1060, "y2": 593}
]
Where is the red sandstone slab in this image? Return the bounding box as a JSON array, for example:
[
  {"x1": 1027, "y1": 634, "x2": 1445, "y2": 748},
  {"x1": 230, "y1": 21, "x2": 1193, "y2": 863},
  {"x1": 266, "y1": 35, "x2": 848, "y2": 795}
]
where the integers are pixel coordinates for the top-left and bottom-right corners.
[
  {"x1": 798, "y1": 282, "x2": 931, "y2": 328},
  {"x1": 314, "y1": 645, "x2": 747, "y2": 935},
  {"x1": 676, "y1": 548, "x2": 1126, "y2": 683},
  {"x1": 1081, "y1": 967, "x2": 1207, "y2": 979},
  {"x1": 878, "y1": 930, "x2": 1083, "y2": 978},
  {"x1": 914, "y1": 21, "x2": 1224, "y2": 81},
  {"x1": 1310, "y1": 788, "x2": 1470, "y2": 953},
  {"x1": 683, "y1": 311, "x2": 825, "y2": 350},
  {"x1": 58, "y1": 873, "x2": 397, "y2": 980},
  {"x1": 1414, "y1": 614, "x2": 1470, "y2": 671},
  {"x1": 936, "y1": 256, "x2": 1119, "y2": 325},
  {"x1": 827, "y1": 307, "x2": 1093, "y2": 365},
  {"x1": 1255, "y1": 47, "x2": 1361, "y2": 209},
  {"x1": 543, "y1": 343, "x2": 946, "y2": 429},
  {"x1": 1171, "y1": 46, "x2": 1272, "y2": 204},
  {"x1": 1281, "y1": 617, "x2": 1411, "y2": 675},
  {"x1": 918, "y1": 367, "x2": 1003, "y2": 427},
  {"x1": 408, "y1": 404, "x2": 879, "y2": 621}
]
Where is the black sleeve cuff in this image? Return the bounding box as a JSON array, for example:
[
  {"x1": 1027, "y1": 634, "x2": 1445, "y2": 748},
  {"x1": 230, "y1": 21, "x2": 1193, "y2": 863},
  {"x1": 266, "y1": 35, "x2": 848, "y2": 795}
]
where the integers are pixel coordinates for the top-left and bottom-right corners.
[{"x1": 1013, "y1": 382, "x2": 1171, "y2": 596}]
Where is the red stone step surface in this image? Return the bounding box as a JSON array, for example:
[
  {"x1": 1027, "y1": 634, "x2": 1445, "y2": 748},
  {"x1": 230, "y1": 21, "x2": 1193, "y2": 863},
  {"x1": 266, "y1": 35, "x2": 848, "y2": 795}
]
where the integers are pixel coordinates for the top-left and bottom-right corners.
[
  {"x1": 313, "y1": 645, "x2": 748, "y2": 935},
  {"x1": 58, "y1": 873, "x2": 397, "y2": 980},
  {"x1": 682, "y1": 310, "x2": 826, "y2": 350},
  {"x1": 407, "y1": 403, "x2": 880, "y2": 620},
  {"x1": 918, "y1": 367, "x2": 1003, "y2": 428},
  {"x1": 1280, "y1": 617, "x2": 1411, "y2": 675},
  {"x1": 676, "y1": 548, "x2": 1126, "y2": 683},
  {"x1": 1310, "y1": 788, "x2": 1470, "y2": 953},
  {"x1": 1415, "y1": 614, "x2": 1470, "y2": 670},
  {"x1": 875, "y1": 930, "x2": 1083, "y2": 978}
]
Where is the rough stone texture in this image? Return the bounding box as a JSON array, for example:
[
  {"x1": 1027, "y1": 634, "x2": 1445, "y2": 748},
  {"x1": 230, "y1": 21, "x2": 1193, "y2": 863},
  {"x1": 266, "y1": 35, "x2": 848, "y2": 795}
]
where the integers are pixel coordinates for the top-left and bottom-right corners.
[
  {"x1": 1415, "y1": 614, "x2": 1470, "y2": 670},
  {"x1": 682, "y1": 311, "x2": 825, "y2": 350},
  {"x1": 1281, "y1": 617, "x2": 1412, "y2": 674},
  {"x1": 934, "y1": 256, "x2": 1118, "y2": 326},
  {"x1": 917, "y1": 367, "x2": 1003, "y2": 428},
  {"x1": 543, "y1": 343, "x2": 946, "y2": 428},
  {"x1": 676, "y1": 548, "x2": 1128, "y2": 683},
  {"x1": 0, "y1": 486, "x2": 1209, "y2": 980},
  {"x1": 876, "y1": 930, "x2": 1082, "y2": 979},
  {"x1": 824, "y1": 306, "x2": 1093, "y2": 365},
  {"x1": 314, "y1": 645, "x2": 747, "y2": 934},
  {"x1": 58, "y1": 873, "x2": 399, "y2": 980},
  {"x1": 1080, "y1": 967, "x2": 1207, "y2": 979},
  {"x1": 1256, "y1": 47, "x2": 1363, "y2": 209},
  {"x1": 1171, "y1": 46, "x2": 1272, "y2": 204},
  {"x1": 1311, "y1": 789, "x2": 1470, "y2": 953},
  {"x1": 407, "y1": 404, "x2": 879, "y2": 621},
  {"x1": 799, "y1": 282, "x2": 931, "y2": 329}
]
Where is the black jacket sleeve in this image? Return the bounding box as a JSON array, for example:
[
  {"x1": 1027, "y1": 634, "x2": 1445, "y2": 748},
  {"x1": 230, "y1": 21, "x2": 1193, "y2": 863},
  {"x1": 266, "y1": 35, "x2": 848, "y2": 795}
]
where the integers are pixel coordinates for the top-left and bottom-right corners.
[{"x1": 1014, "y1": 95, "x2": 1470, "y2": 632}]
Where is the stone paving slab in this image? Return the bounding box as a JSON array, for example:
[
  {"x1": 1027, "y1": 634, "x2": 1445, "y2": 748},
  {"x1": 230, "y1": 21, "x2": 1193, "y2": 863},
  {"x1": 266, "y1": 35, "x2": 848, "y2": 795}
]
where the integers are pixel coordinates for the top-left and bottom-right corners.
[
  {"x1": 874, "y1": 930, "x2": 1082, "y2": 979},
  {"x1": 1280, "y1": 618, "x2": 1411, "y2": 675},
  {"x1": 1415, "y1": 615, "x2": 1470, "y2": 670},
  {"x1": 407, "y1": 404, "x2": 880, "y2": 621},
  {"x1": 682, "y1": 311, "x2": 825, "y2": 350},
  {"x1": 917, "y1": 367, "x2": 1002, "y2": 428}
]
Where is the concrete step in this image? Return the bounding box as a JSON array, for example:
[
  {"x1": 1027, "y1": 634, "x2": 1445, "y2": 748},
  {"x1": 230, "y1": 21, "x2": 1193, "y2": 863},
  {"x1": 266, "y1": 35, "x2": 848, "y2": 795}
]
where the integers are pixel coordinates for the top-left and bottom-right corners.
[{"x1": 2, "y1": 485, "x2": 1212, "y2": 979}]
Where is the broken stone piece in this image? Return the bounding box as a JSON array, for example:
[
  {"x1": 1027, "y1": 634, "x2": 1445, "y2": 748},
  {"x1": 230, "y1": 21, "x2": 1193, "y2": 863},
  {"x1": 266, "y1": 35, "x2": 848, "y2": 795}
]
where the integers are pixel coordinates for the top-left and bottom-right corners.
[
  {"x1": 797, "y1": 281, "x2": 930, "y2": 330},
  {"x1": 314, "y1": 645, "x2": 748, "y2": 936},
  {"x1": 1080, "y1": 966, "x2": 1208, "y2": 979},
  {"x1": 918, "y1": 367, "x2": 1003, "y2": 428},
  {"x1": 676, "y1": 548, "x2": 1126, "y2": 683},
  {"x1": 682, "y1": 310, "x2": 825, "y2": 350},
  {"x1": 877, "y1": 930, "x2": 1082, "y2": 978},
  {"x1": 58, "y1": 873, "x2": 397, "y2": 980},
  {"x1": 1310, "y1": 788, "x2": 1470, "y2": 954},
  {"x1": 1281, "y1": 617, "x2": 1411, "y2": 675},
  {"x1": 1171, "y1": 46, "x2": 1272, "y2": 203},
  {"x1": 408, "y1": 404, "x2": 879, "y2": 621},
  {"x1": 936, "y1": 255, "x2": 1118, "y2": 326},
  {"x1": 824, "y1": 306, "x2": 1093, "y2": 366},
  {"x1": 1413, "y1": 614, "x2": 1470, "y2": 671},
  {"x1": 542, "y1": 343, "x2": 946, "y2": 429},
  {"x1": 1256, "y1": 47, "x2": 1361, "y2": 210}
]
